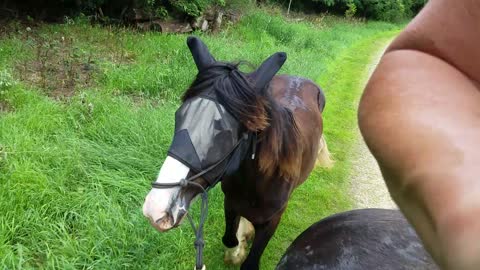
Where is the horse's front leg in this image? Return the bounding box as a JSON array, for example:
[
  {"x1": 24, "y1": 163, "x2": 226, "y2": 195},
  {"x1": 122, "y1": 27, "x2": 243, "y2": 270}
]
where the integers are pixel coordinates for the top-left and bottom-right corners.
[
  {"x1": 222, "y1": 202, "x2": 240, "y2": 248},
  {"x1": 240, "y1": 211, "x2": 284, "y2": 270},
  {"x1": 223, "y1": 201, "x2": 254, "y2": 265}
]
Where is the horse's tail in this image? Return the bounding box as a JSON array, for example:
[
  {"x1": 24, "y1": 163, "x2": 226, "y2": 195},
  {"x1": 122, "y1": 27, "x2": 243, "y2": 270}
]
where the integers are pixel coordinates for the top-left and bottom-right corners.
[{"x1": 316, "y1": 134, "x2": 334, "y2": 168}]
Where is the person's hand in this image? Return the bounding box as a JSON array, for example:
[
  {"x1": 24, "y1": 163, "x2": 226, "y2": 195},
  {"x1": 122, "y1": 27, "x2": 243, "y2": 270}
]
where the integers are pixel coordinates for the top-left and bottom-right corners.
[{"x1": 359, "y1": 0, "x2": 480, "y2": 269}]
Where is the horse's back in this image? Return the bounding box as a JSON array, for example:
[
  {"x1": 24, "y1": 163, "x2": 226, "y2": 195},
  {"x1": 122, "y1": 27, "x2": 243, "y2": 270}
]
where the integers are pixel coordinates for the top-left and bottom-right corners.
[
  {"x1": 276, "y1": 209, "x2": 438, "y2": 270},
  {"x1": 270, "y1": 75, "x2": 325, "y2": 114}
]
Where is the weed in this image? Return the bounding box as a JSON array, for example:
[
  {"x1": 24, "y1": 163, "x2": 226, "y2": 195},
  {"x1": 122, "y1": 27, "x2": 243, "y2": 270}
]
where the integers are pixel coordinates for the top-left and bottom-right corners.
[
  {"x1": 345, "y1": 1, "x2": 357, "y2": 19},
  {"x1": 0, "y1": 69, "x2": 15, "y2": 89}
]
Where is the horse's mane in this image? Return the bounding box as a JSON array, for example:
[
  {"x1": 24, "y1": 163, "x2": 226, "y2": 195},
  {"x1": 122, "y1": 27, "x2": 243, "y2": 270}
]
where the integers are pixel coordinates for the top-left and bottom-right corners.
[{"x1": 183, "y1": 62, "x2": 302, "y2": 180}]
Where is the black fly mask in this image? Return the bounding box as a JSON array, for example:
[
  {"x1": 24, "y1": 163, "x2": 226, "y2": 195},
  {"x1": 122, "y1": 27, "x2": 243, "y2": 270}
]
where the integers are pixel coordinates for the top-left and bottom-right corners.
[
  {"x1": 151, "y1": 36, "x2": 287, "y2": 270},
  {"x1": 168, "y1": 92, "x2": 251, "y2": 187}
]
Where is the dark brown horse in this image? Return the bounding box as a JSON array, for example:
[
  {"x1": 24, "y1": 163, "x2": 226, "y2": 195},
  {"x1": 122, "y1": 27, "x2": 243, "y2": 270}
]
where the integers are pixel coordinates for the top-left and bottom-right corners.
[
  {"x1": 142, "y1": 36, "x2": 333, "y2": 270},
  {"x1": 276, "y1": 209, "x2": 438, "y2": 270}
]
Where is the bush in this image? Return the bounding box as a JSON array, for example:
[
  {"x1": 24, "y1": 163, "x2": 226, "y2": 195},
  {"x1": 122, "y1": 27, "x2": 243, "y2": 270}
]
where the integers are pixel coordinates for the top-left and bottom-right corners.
[
  {"x1": 2, "y1": 0, "x2": 228, "y2": 21},
  {"x1": 406, "y1": 0, "x2": 428, "y2": 15},
  {"x1": 4, "y1": 0, "x2": 426, "y2": 23},
  {"x1": 272, "y1": 0, "x2": 427, "y2": 22},
  {"x1": 224, "y1": 0, "x2": 256, "y2": 12},
  {"x1": 169, "y1": 0, "x2": 225, "y2": 17},
  {"x1": 363, "y1": 0, "x2": 406, "y2": 22},
  {"x1": 345, "y1": 1, "x2": 357, "y2": 18}
]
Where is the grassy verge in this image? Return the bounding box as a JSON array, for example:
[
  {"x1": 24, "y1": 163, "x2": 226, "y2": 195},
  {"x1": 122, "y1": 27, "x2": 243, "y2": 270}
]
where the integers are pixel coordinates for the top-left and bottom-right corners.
[{"x1": 0, "y1": 10, "x2": 399, "y2": 270}]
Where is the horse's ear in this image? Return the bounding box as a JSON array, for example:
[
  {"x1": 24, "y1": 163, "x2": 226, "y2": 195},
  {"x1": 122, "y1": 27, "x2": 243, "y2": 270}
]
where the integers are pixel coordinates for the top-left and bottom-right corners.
[
  {"x1": 187, "y1": 36, "x2": 216, "y2": 72},
  {"x1": 250, "y1": 52, "x2": 287, "y2": 90}
]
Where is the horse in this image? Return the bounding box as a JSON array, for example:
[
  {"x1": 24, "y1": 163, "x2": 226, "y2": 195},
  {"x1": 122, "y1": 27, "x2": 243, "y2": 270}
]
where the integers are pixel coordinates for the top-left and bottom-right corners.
[
  {"x1": 142, "y1": 36, "x2": 333, "y2": 270},
  {"x1": 276, "y1": 208, "x2": 438, "y2": 270}
]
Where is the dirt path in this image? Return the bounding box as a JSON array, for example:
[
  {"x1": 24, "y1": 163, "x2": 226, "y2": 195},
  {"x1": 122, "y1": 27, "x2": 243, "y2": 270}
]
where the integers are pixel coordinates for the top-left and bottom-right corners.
[{"x1": 349, "y1": 41, "x2": 397, "y2": 209}]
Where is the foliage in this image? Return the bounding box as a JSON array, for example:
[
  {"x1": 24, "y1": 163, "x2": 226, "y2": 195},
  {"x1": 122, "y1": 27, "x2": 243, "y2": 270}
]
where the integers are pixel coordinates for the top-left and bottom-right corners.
[
  {"x1": 3, "y1": 0, "x2": 228, "y2": 21},
  {"x1": 0, "y1": 70, "x2": 15, "y2": 89},
  {"x1": 404, "y1": 0, "x2": 429, "y2": 16},
  {"x1": 224, "y1": 0, "x2": 256, "y2": 11},
  {"x1": 345, "y1": 1, "x2": 357, "y2": 18},
  {"x1": 3, "y1": 0, "x2": 427, "y2": 22},
  {"x1": 363, "y1": 0, "x2": 406, "y2": 22},
  {"x1": 0, "y1": 11, "x2": 400, "y2": 269},
  {"x1": 169, "y1": 0, "x2": 224, "y2": 17},
  {"x1": 274, "y1": 0, "x2": 427, "y2": 22}
]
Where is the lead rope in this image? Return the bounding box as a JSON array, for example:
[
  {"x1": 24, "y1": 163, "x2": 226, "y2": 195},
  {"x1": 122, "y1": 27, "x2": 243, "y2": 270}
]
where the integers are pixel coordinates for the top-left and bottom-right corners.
[
  {"x1": 185, "y1": 181, "x2": 208, "y2": 270},
  {"x1": 151, "y1": 133, "x2": 250, "y2": 270},
  {"x1": 153, "y1": 179, "x2": 207, "y2": 270}
]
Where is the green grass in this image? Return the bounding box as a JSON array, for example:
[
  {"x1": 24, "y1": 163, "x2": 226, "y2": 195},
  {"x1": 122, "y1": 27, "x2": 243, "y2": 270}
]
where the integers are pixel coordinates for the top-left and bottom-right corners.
[{"x1": 0, "y1": 10, "x2": 400, "y2": 270}]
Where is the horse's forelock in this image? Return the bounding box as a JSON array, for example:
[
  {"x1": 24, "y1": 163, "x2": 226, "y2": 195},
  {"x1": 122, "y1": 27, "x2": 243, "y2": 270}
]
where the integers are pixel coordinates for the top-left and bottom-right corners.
[{"x1": 183, "y1": 62, "x2": 270, "y2": 132}]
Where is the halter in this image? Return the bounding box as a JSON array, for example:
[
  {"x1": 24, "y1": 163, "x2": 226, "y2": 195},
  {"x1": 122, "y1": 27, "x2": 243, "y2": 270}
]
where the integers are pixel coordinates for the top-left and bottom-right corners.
[{"x1": 151, "y1": 132, "x2": 254, "y2": 270}]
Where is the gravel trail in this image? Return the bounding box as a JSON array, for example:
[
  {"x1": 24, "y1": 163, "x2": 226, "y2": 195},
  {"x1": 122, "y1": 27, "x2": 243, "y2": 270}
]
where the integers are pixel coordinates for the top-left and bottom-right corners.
[{"x1": 349, "y1": 41, "x2": 397, "y2": 209}]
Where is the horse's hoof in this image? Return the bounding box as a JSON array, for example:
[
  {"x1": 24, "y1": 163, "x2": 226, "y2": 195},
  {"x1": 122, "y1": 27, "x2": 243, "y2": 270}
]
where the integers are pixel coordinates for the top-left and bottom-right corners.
[
  {"x1": 239, "y1": 217, "x2": 255, "y2": 242},
  {"x1": 224, "y1": 240, "x2": 247, "y2": 265}
]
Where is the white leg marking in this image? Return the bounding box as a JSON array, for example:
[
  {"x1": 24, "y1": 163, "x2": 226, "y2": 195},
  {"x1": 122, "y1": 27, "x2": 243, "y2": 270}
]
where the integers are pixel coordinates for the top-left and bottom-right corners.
[
  {"x1": 238, "y1": 217, "x2": 255, "y2": 242},
  {"x1": 224, "y1": 217, "x2": 255, "y2": 265}
]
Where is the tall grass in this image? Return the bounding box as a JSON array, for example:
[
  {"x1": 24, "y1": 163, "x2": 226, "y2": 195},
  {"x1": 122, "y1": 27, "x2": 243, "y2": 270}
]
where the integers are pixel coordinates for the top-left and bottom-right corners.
[{"x1": 0, "y1": 10, "x2": 400, "y2": 269}]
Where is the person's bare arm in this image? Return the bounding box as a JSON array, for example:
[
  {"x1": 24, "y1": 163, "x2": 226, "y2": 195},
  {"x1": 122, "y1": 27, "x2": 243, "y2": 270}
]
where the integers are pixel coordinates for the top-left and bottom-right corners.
[
  {"x1": 359, "y1": 0, "x2": 480, "y2": 269},
  {"x1": 387, "y1": 0, "x2": 480, "y2": 82}
]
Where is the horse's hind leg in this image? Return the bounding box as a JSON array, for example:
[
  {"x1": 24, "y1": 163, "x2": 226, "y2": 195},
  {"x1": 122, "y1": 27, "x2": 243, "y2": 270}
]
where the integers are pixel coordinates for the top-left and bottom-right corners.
[{"x1": 223, "y1": 204, "x2": 253, "y2": 265}]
